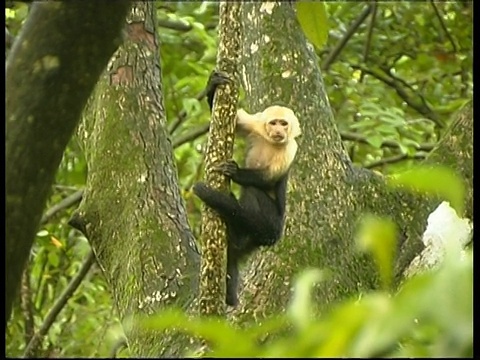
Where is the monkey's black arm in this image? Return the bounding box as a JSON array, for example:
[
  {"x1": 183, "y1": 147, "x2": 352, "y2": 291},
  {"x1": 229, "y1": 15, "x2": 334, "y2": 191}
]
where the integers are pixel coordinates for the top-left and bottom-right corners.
[
  {"x1": 274, "y1": 174, "x2": 289, "y2": 215},
  {"x1": 229, "y1": 167, "x2": 278, "y2": 190}
]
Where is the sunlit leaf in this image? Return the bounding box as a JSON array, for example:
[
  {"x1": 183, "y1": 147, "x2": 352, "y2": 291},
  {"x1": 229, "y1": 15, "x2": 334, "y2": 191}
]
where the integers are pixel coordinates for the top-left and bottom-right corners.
[
  {"x1": 355, "y1": 215, "x2": 397, "y2": 290},
  {"x1": 37, "y1": 229, "x2": 49, "y2": 237},
  {"x1": 50, "y1": 236, "x2": 63, "y2": 248},
  {"x1": 296, "y1": 1, "x2": 329, "y2": 49},
  {"x1": 387, "y1": 165, "x2": 465, "y2": 215},
  {"x1": 288, "y1": 268, "x2": 326, "y2": 330},
  {"x1": 365, "y1": 135, "x2": 384, "y2": 149}
]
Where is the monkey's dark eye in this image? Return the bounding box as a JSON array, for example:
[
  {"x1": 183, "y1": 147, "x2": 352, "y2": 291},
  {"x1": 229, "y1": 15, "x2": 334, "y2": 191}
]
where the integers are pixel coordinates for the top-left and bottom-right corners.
[{"x1": 269, "y1": 119, "x2": 289, "y2": 126}]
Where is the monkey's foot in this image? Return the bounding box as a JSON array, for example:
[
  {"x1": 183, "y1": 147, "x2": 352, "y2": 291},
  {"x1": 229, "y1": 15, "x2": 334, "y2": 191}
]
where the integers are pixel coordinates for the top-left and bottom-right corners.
[
  {"x1": 205, "y1": 70, "x2": 234, "y2": 110},
  {"x1": 207, "y1": 70, "x2": 233, "y2": 88}
]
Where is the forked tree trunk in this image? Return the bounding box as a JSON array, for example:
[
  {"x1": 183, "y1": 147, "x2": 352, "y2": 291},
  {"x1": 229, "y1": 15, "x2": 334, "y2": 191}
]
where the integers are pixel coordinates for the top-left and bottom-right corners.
[{"x1": 230, "y1": 2, "x2": 472, "y2": 319}]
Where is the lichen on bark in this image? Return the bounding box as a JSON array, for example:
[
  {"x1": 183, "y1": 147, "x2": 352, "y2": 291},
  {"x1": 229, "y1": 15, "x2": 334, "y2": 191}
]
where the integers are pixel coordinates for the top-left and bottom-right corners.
[{"x1": 197, "y1": 2, "x2": 241, "y2": 317}]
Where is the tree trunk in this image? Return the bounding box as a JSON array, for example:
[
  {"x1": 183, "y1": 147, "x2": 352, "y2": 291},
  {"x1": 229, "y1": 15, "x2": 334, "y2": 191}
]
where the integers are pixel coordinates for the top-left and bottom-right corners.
[
  {"x1": 5, "y1": 0, "x2": 130, "y2": 328},
  {"x1": 197, "y1": 2, "x2": 241, "y2": 317},
  {"x1": 70, "y1": 2, "x2": 200, "y2": 357},
  {"x1": 230, "y1": 2, "x2": 472, "y2": 319}
]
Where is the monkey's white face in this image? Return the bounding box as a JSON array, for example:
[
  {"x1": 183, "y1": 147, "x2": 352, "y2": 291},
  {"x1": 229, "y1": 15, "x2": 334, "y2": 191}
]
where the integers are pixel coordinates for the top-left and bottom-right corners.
[
  {"x1": 265, "y1": 118, "x2": 290, "y2": 144},
  {"x1": 236, "y1": 105, "x2": 301, "y2": 145}
]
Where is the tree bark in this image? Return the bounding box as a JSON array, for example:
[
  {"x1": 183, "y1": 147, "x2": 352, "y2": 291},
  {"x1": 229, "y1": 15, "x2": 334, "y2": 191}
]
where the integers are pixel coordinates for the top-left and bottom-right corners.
[
  {"x1": 70, "y1": 2, "x2": 200, "y2": 357},
  {"x1": 198, "y1": 2, "x2": 241, "y2": 317},
  {"x1": 5, "y1": 0, "x2": 130, "y2": 328},
  {"x1": 424, "y1": 102, "x2": 473, "y2": 219},
  {"x1": 230, "y1": 2, "x2": 472, "y2": 319}
]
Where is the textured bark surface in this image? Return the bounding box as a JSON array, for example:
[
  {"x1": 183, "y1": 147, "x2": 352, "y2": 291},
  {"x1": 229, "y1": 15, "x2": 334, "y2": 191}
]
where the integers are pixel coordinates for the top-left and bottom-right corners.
[
  {"x1": 198, "y1": 2, "x2": 241, "y2": 316},
  {"x1": 423, "y1": 102, "x2": 473, "y2": 219},
  {"x1": 5, "y1": 0, "x2": 130, "y2": 327},
  {"x1": 228, "y1": 2, "x2": 473, "y2": 320},
  {"x1": 72, "y1": 3, "x2": 200, "y2": 357}
]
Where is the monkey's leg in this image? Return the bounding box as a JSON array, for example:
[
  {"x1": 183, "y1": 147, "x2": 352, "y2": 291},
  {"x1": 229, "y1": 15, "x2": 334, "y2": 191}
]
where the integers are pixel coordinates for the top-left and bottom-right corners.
[
  {"x1": 193, "y1": 182, "x2": 241, "y2": 216},
  {"x1": 236, "y1": 190, "x2": 284, "y2": 245},
  {"x1": 225, "y1": 246, "x2": 240, "y2": 306},
  {"x1": 194, "y1": 183, "x2": 281, "y2": 244}
]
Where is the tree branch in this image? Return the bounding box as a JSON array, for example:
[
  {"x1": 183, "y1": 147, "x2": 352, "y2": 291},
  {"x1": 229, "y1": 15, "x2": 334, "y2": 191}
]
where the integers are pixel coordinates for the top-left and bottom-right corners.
[
  {"x1": 321, "y1": 4, "x2": 372, "y2": 71},
  {"x1": 364, "y1": 153, "x2": 426, "y2": 169},
  {"x1": 40, "y1": 189, "x2": 84, "y2": 225},
  {"x1": 340, "y1": 131, "x2": 434, "y2": 152},
  {"x1": 23, "y1": 250, "x2": 96, "y2": 358},
  {"x1": 172, "y1": 123, "x2": 209, "y2": 148},
  {"x1": 430, "y1": 0, "x2": 458, "y2": 52},
  {"x1": 362, "y1": 1, "x2": 377, "y2": 64},
  {"x1": 198, "y1": 2, "x2": 241, "y2": 316},
  {"x1": 351, "y1": 64, "x2": 443, "y2": 128},
  {"x1": 20, "y1": 267, "x2": 35, "y2": 346}
]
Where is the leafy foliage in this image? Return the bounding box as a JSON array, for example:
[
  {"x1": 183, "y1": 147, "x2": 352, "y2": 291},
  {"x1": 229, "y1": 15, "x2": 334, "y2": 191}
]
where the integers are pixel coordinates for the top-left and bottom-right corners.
[
  {"x1": 143, "y1": 165, "x2": 471, "y2": 358},
  {"x1": 143, "y1": 244, "x2": 472, "y2": 357},
  {"x1": 322, "y1": 2, "x2": 472, "y2": 172}
]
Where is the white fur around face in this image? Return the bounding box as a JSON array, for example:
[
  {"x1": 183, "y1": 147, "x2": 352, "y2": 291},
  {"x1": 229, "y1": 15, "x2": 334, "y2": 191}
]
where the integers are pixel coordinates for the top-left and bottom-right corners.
[
  {"x1": 237, "y1": 105, "x2": 301, "y2": 179},
  {"x1": 245, "y1": 135, "x2": 298, "y2": 179}
]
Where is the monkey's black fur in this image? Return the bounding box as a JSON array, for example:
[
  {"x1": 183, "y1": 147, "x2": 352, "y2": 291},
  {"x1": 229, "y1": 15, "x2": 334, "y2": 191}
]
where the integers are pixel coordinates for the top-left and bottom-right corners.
[{"x1": 193, "y1": 71, "x2": 290, "y2": 306}]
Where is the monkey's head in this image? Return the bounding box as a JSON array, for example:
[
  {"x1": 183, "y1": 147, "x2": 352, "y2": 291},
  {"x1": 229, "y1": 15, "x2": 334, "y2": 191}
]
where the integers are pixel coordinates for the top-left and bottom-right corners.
[{"x1": 237, "y1": 105, "x2": 301, "y2": 145}]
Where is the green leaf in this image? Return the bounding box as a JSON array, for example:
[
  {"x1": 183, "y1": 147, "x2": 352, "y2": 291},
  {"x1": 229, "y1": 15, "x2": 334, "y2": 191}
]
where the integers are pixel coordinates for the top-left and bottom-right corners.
[
  {"x1": 36, "y1": 229, "x2": 49, "y2": 237},
  {"x1": 296, "y1": 1, "x2": 329, "y2": 49},
  {"x1": 241, "y1": 315, "x2": 288, "y2": 340},
  {"x1": 288, "y1": 268, "x2": 326, "y2": 329},
  {"x1": 48, "y1": 251, "x2": 60, "y2": 267},
  {"x1": 316, "y1": 299, "x2": 374, "y2": 357},
  {"x1": 365, "y1": 135, "x2": 384, "y2": 149},
  {"x1": 182, "y1": 97, "x2": 201, "y2": 116},
  {"x1": 143, "y1": 308, "x2": 251, "y2": 353},
  {"x1": 355, "y1": 215, "x2": 397, "y2": 290},
  {"x1": 387, "y1": 165, "x2": 465, "y2": 215}
]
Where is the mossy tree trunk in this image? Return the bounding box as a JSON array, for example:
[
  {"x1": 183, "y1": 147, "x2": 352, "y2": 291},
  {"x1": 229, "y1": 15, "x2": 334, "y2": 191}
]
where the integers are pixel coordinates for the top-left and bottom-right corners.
[
  {"x1": 230, "y1": 2, "x2": 472, "y2": 319},
  {"x1": 5, "y1": 0, "x2": 130, "y2": 328},
  {"x1": 71, "y1": 2, "x2": 200, "y2": 357}
]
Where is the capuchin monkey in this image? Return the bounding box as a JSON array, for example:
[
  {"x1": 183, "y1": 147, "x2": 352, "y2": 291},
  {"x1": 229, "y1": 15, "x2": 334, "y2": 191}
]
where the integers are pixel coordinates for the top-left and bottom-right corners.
[{"x1": 193, "y1": 71, "x2": 301, "y2": 306}]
